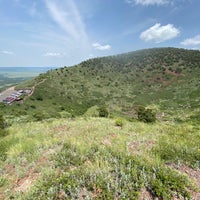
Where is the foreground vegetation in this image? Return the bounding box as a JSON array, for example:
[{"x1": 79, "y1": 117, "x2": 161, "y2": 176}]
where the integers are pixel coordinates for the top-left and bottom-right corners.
[{"x1": 0, "y1": 113, "x2": 199, "y2": 199}]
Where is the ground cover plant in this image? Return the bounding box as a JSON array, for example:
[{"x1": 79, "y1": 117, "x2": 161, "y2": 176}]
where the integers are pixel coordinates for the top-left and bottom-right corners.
[{"x1": 0, "y1": 115, "x2": 199, "y2": 199}]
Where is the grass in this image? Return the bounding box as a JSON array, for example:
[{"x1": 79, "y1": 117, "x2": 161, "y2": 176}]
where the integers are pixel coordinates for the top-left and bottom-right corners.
[
  {"x1": 153, "y1": 123, "x2": 200, "y2": 168},
  {"x1": 0, "y1": 47, "x2": 199, "y2": 198},
  {"x1": 0, "y1": 116, "x2": 199, "y2": 199},
  {"x1": 2, "y1": 48, "x2": 199, "y2": 118}
]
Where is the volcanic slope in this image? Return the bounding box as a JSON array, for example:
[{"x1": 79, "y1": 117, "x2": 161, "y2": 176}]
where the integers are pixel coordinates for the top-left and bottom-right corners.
[{"x1": 9, "y1": 47, "x2": 200, "y2": 117}]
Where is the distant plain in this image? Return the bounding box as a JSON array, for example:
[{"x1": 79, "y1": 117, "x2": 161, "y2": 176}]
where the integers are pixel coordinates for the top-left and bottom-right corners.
[{"x1": 0, "y1": 67, "x2": 55, "y2": 91}]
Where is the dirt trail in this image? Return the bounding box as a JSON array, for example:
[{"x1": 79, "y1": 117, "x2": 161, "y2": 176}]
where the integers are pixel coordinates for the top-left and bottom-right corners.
[{"x1": 28, "y1": 79, "x2": 46, "y2": 97}]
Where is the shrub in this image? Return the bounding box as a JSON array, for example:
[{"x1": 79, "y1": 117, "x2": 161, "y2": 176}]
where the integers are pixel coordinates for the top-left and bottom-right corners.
[
  {"x1": 0, "y1": 114, "x2": 6, "y2": 129},
  {"x1": 84, "y1": 105, "x2": 100, "y2": 117},
  {"x1": 32, "y1": 111, "x2": 46, "y2": 121},
  {"x1": 0, "y1": 114, "x2": 8, "y2": 137},
  {"x1": 115, "y1": 118, "x2": 124, "y2": 127},
  {"x1": 137, "y1": 106, "x2": 156, "y2": 123},
  {"x1": 98, "y1": 106, "x2": 109, "y2": 117}
]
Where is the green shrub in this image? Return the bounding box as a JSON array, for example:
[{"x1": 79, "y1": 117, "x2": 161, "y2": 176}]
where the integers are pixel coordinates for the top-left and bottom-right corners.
[
  {"x1": 32, "y1": 111, "x2": 46, "y2": 121},
  {"x1": 84, "y1": 105, "x2": 100, "y2": 117},
  {"x1": 115, "y1": 118, "x2": 124, "y2": 127},
  {"x1": 0, "y1": 114, "x2": 8, "y2": 137},
  {"x1": 137, "y1": 106, "x2": 156, "y2": 123},
  {"x1": 98, "y1": 106, "x2": 109, "y2": 117},
  {"x1": 0, "y1": 114, "x2": 6, "y2": 129}
]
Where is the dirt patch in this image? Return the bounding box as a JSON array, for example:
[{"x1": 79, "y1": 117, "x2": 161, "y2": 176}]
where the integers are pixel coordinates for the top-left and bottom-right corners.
[
  {"x1": 12, "y1": 146, "x2": 61, "y2": 195},
  {"x1": 3, "y1": 163, "x2": 16, "y2": 175},
  {"x1": 14, "y1": 169, "x2": 40, "y2": 193},
  {"x1": 101, "y1": 138, "x2": 112, "y2": 146},
  {"x1": 52, "y1": 125, "x2": 69, "y2": 133},
  {"x1": 127, "y1": 140, "x2": 156, "y2": 154},
  {"x1": 139, "y1": 188, "x2": 154, "y2": 200},
  {"x1": 101, "y1": 133, "x2": 117, "y2": 146},
  {"x1": 0, "y1": 192, "x2": 4, "y2": 200},
  {"x1": 165, "y1": 69, "x2": 185, "y2": 77}
]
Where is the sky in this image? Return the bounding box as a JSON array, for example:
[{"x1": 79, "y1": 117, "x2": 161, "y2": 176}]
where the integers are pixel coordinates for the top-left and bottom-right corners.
[{"x1": 0, "y1": 0, "x2": 200, "y2": 67}]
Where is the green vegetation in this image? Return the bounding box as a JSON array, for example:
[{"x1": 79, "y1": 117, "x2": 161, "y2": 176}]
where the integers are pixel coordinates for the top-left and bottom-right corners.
[
  {"x1": 2, "y1": 47, "x2": 200, "y2": 119},
  {"x1": 0, "y1": 48, "x2": 199, "y2": 199},
  {"x1": 98, "y1": 106, "x2": 109, "y2": 118},
  {"x1": 0, "y1": 117, "x2": 199, "y2": 199},
  {"x1": 137, "y1": 106, "x2": 156, "y2": 123},
  {"x1": 115, "y1": 117, "x2": 125, "y2": 127},
  {"x1": 0, "y1": 114, "x2": 7, "y2": 137}
]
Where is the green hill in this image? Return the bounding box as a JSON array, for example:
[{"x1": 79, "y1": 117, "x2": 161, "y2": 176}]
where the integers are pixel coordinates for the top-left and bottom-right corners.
[
  {"x1": 3, "y1": 47, "x2": 200, "y2": 119},
  {"x1": 0, "y1": 47, "x2": 200, "y2": 199}
]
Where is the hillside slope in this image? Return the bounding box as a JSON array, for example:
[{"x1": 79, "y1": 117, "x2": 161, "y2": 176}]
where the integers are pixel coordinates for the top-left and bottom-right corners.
[
  {"x1": 4, "y1": 47, "x2": 200, "y2": 118},
  {"x1": 0, "y1": 117, "x2": 200, "y2": 199},
  {"x1": 0, "y1": 48, "x2": 200, "y2": 199}
]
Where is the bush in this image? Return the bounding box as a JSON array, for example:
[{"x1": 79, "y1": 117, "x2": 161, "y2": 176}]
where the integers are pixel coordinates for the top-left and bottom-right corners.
[
  {"x1": 137, "y1": 106, "x2": 156, "y2": 123},
  {"x1": 0, "y1": 114, "x2": 8, "y2": 137},
  {"x1": 32, "y1": 111, "x2": 46, "y2": 121},
  {"x1": 98, "y1": 106, "x2": 109, "y2": 117},
  {"x1": 84, "y1": 105, "x2": 100, "y2": 117},
  {"x1": 115, "y1": 118, "x2": 124, "y2": 127},
  {"x1": 0, "y1": 114, "x2": 6, "y2": 129}
]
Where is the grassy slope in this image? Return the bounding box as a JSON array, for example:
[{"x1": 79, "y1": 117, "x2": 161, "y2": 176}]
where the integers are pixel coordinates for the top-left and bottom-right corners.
[
  {"x1": 0, "y1": 48, "x2": 200, "y2": 199},
  {"x1": 3, "y1": 47, "x2": 199, "y2": 118},
  {"x1": 0, "y1": 116, "x2": 199, "y2": 199}
]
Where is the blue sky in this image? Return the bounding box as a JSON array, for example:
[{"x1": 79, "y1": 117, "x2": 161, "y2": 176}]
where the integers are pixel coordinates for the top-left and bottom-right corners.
[{"x1": 0, "y1": 0, "x2": 199, "y2": 67}]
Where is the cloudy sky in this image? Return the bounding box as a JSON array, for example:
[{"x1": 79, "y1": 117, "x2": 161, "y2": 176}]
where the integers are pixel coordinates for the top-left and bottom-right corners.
[{"x1": 0, "y1": 0, "x2": 199, "y2": 67}]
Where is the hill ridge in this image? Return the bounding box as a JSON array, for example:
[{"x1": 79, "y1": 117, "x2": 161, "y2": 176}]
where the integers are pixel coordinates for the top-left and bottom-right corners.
[{"x1": 2, "y1": 47, "x2": 200, "y2": 118}]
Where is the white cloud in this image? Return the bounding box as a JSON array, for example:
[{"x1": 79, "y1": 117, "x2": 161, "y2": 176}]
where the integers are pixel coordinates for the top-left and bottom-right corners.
[
  {"x1": 44, "y1": 52, "x2": 65, "y2": 57},
  {"x1": 126, "y1": 0, "x2": 170, "y2": 6},
  {"x1": 92, "y1": 43, "x2": 111, "y2": 50},
  {"x1": 140, "y1": 23, "x2": 180, "y2": 43},
  {"x1": 45, "y1": 0, "x2": 88, "y2": 41},
  {"x1": 181, "y1": 35, "x2": 200, "y2": 46},
  {"x1": 1, "y1": 50, "x2": 14, "y2": 55}
]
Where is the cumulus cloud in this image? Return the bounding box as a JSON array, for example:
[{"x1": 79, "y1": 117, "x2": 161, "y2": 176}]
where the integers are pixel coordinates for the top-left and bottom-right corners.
[
  {"x1": 92, "y1": 43, "x2": 111, "y2": 50},
  {"x1": 45, "y1": 0, "x2": 87, "y2": 41},
  {"x1": 181, "y1": 35, "x2": 200, "y2": 46},
  {"x1": 1, "y1": 50, "x2": 14, "y2": 55},
  {"x1": 44, "y1": 52, "x2": 65, "y2": 57},
  {"x1": 140, "y1": 23, "x2": 180, "y2": 43},
  {"x1": 126, "y1": 0, "x2": 170, "y2": 6}
]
